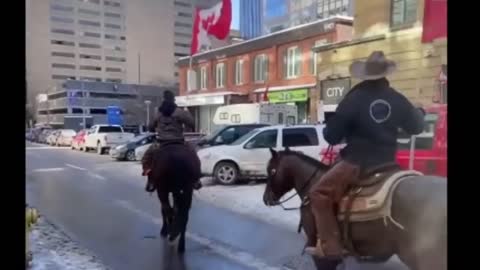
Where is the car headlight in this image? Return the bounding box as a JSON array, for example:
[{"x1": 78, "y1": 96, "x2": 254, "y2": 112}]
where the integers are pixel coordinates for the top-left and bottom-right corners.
[{"x1": 116, "y1": 145, "x2": 127, "y2": 151}]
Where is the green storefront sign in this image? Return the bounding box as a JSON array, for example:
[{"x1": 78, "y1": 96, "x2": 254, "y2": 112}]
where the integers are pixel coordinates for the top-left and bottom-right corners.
[{"x1": 268, "y1": 89, "x2": 308, "y2": 103}]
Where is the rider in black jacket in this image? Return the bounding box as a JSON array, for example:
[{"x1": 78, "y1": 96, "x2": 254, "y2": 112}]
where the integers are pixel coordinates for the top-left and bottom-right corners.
[{"x1": 306, "y1": 51, "x2": 425, "y2": 259}]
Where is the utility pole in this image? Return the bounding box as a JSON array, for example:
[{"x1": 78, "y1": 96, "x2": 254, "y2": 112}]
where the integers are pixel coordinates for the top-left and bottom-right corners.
[
  {"x1": 144, "y1": 100, "x2": 151, "y2": 126},
  {"x1": 138, "y1": 52, "x2": 141, "y2": 84},
  {"x1": 82, "y1": 81, "x2": 87, "y2": 130}
]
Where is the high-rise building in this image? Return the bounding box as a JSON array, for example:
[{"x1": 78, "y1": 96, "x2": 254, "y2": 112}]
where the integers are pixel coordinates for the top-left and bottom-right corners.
[
  {"x1": 263, "y1": 0, "x2": 354, "y2": 34},
  {"x1": 26, "y1": 0, "x2": 178, "y2": 107},
  {"x1": 173, "y1": 0, "x2": 193, "y2": 59},
  {"x1": 239, "y1": 0, "x2": 262, "y2": 39}
]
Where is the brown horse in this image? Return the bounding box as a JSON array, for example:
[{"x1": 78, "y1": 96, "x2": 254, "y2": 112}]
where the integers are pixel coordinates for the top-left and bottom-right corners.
[
  {"x1": 262, "y1": 149, "x2": 447, "y2": 270},
  {"x1": 148, "y1": 143, "x2": 201, "y2": 253}
]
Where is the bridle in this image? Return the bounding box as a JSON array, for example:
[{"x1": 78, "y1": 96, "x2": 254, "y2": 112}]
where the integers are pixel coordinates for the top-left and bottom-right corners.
[{"x1": 268, "y1": 146, "x2": 335, "y2": 211}]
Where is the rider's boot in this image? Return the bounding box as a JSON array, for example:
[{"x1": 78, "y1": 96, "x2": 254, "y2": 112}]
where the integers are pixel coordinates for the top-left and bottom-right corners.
[
  {"x1": 193, "y1": 180, "x2": 202, "y2": 190},
  {"x1": 305, "y1": 160, "x2": 359, "y2": 259}
]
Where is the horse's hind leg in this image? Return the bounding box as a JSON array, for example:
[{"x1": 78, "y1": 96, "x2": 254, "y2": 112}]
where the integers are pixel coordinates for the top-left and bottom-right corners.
[
  {"x1": 174, "y1": 188, "x2": 193, "y2": 253},
  {"x1": 157, "y1": 190, "x2": 172, "y2": 238}
]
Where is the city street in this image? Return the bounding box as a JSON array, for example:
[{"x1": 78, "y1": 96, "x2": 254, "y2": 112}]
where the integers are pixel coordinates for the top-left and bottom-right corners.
[{"x1": 26, "y1": 142, "x2": 407, "y2": 270}]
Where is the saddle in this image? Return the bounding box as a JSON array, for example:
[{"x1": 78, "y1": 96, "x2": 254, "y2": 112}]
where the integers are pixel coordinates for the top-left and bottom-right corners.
[{"x1": 337, "y1": 163, "x2": 422, "y2": 222}]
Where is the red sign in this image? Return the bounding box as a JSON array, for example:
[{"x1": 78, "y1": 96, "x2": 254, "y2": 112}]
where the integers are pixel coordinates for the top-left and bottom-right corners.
[{"x1": 422, "y1": 0, "x2": 447, "y2": 43}]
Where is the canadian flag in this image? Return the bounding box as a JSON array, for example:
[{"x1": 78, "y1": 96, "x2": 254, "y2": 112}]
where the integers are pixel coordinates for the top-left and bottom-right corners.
[{"x1": 191, "y1": 0, "x2": 232, "y2": 55}]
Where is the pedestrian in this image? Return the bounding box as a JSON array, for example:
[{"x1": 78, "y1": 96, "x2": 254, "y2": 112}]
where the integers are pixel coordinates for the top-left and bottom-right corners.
[
  {"x1": 305, "y1": 51, "x2": 425, "y2": 259},
  {"x1": 142, "y1": 90, "x2": 202, "y2": 191}
]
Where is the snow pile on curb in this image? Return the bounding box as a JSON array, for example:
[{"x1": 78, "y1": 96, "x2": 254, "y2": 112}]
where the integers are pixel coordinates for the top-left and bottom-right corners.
[
  {"x1": 195, "y1": 178, "x2": 304, "y2": 232},
  {"x1": 29, "y1": 217, "x2": 109, "y2": 270}
]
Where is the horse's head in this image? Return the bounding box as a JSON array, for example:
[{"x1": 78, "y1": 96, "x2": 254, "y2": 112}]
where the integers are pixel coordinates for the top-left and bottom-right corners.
[{"x1": 263, "y1": 148, "x2": 296, "y2": 206}]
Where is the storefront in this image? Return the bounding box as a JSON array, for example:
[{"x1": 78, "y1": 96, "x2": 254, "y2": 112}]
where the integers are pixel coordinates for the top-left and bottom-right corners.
[
  {"x1": 318, "y1": 77, "x2": 351, "y2": 123},
  {"x1": 254, "y1": 84, "x2": 315, "y2": 124},
  {"x1": 176, "y1": 92, "x2": 248, "y2": 134}
]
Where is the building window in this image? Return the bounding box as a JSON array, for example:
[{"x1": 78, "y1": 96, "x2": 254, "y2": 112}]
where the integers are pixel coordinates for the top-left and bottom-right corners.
[
  {"x1": 254, "y1": 54, "x2": 268, "y2": 82},
  {"x1": 105, "y1": 78, "x2": 122, "y2": 83},
  {"x1": 216, "y1": 63, "x2": 226, "y2": 88},
  {"x1": 79, "y1": 43, "x2": 101, "y2": 49},
  {"x1": 106, "y1": 67, "x2": 123, "y2": 72},
  {"x1": 50, "y1": 16, "x2": 74, "y2": 23},
  {"x1": 285, "y1": 46, "x2": 301, "y2": 79},
  {"x1": 175, "y1": 32, "x2": 191, "y2": 38},
  {"x1": 81, "y1": 0, "x2": 100, "y2": 4},
  {"x1": 104, "y1": 1, "x2": 121, "y2": 8},
  {"x1": 391, "y1": 0, "x2": 417, "y2": 28},
  {"x1": 175, "y1": 22, "x2": 192, "y2": 28},
  {"x1": 174, "y1": 42, "x2": 190, "y2": 48},
  {"x1": 80, "y1": 54, "x2": 101, "y2": 60},
  {"x1": 105, "y1": 23, "x2": 121, "y2": 29},
  {"x1": 51, "y1": 29, "x2": 75, "y2": 35},
  {"x1": 104, "y1": 12, "x2": 121, "y2": 18},
  {"x1": 52, "y1": 75, "x2": 76, "y2": 80},
  {"x1": 82, "y1": 32, "x2": 101, "y2": 38},
  {"x1": 51, "y1": 40, "x2": 75, "y2": 46},
  {"x1": 235, "y1": 59, "x2": 244, "y2": 85},
  {"x1": 79, "y1": 65, "x2": 102, "y2": 71},
  {"x1": 310, "y1": 40, "x2": 327, "y2": 75},
  {"x1": 50, "y1": 4, "x2": 74, "y2": 12},
  {"x1": 78, "y1": 19, "x2": 101, "y2": 27},
  {"x1": 175, "y1": 1, "x2": 191, "y2": 8},
  {"x1": 105, "y1": 56, "x2": 126, "y2": 62},
  {"x1": 52, "y1": 63, "x2": 75, "y2": 69},
  {"x1": 177, "y1": 12, "x2": 191, "y2": 18},
  {"x1": 79, "y1": 77, "x2": 101, "y2": 82},
  {"x1": 174, "y1": 53, "x2": 188, "y2": 57},
  {"x1": 78, "y1": 9, "x2": 100, "y2": 16},
  {"x1": 187, "y1": 69, "x2": 197, "y2": 91},
  {"x1": 200, "y1": 67, "x2": 208, "y2": 90},
  {"x1": 52, "y1": 52, "x2": 75, "y2": 58}
]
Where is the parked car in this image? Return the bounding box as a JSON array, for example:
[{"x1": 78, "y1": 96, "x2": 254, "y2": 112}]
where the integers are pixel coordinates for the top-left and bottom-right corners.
[
  {"x1": 135, "y1": 142, "x2": 151, "y2": 162},
  {"x1": 396, "y1": 104, "x2": 447, "y2": 177},
  {"x1": 196, "y1": 124, "x2": 269, "y2": 149},
  {"x1": 38, "y1": 130, "x2": 53, "y2": 144},
  {"x1": 83, "y1": 125, "x2": 135, "y2": 155},
  {"x1": 197, "y1": 125, "x2": 330, "y2": 185},
  {"x1": 110, "y1": 133, "x2": 156, "y2": 161},
  {"x1": 46, "y1": 130, "x2": 61, "y2": 145},
  {"x1": 54, "y1": 129, "x2": 77, "y2": 146},
  {"x1": 71, "y1": 130, "x2": 87, "y2": 151},
  {"x1": 32, "y1": 126, "x2": 52, "y2": 143}
]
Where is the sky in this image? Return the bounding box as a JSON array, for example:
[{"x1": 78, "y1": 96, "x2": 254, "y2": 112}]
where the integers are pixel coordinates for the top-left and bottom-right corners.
[{"x1": 232, "y1": 0, "x2": 240, "y2": 30}]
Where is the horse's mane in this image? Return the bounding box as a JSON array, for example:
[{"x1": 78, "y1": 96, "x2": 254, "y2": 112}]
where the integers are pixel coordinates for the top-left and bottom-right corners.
[{"x1": 278, "y1": 150, "x2": 331, "y2": 171}]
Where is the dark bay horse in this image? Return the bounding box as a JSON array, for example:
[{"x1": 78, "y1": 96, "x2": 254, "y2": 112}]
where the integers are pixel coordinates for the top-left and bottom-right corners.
[
  {"x1": 262, "y1": 149, "x2": 447, "y2": 270},
  {"x1": 148, "y1": 143, "x2": 201, "y2": 253}
]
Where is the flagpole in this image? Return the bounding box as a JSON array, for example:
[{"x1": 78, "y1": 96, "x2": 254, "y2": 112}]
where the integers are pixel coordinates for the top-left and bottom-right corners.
[{"x1": 189, "y1": 0, "x2": 197, "y2": 70}]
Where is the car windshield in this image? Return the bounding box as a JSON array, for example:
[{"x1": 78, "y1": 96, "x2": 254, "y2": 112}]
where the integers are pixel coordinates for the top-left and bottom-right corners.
[
  {"x1": 203, "y1": 126, "x2": 227, "y2": 141},
  {"x1": 129, "y1": 134, "x2": 149, "y2": 143},
  {"x1": 62, "y1": 130, "x2": 76, "y2": 136},
  {"x1": 98, "y1": 126, "x2": 123, "y2": 133},
  {"x1": 397, "y1": 113, "x2": 439, "y2": 150},
  {"x1": 230, "y1": 129, "x2": 260, "y2": 145}
]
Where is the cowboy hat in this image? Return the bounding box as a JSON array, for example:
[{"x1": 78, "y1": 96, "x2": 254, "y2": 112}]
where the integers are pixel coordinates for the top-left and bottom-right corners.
[{"x1": 349, "y1": 51, "x2": 397, "y2": 80}]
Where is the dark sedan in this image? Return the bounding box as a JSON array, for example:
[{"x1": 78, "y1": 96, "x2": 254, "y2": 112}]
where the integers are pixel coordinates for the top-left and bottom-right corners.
[{"x1": 110, "y1": 133, "x2": 156, "y2": 161}]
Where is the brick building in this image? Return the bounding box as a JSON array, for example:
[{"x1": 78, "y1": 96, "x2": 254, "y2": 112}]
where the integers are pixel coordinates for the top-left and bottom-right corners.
[
  {"x1": 312, "y1": 0, "x2": 447, "y2": 122},
  {"x1": 176, "y1": 16, "x2": 353, "y2": 134}
]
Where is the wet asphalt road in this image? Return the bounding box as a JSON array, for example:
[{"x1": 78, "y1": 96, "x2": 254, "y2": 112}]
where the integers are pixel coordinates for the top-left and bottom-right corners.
[{"x1": 26, "y1": 142, "x2": 408, "y2": 270}]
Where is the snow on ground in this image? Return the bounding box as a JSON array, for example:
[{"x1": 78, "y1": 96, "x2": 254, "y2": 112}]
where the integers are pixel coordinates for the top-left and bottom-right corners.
[
  {"x1": 195, "y1": 178, "x2": 304, "y2": 233},
  {"x1": 28, "y1": 217, "x2": 109, "y2": 270}
]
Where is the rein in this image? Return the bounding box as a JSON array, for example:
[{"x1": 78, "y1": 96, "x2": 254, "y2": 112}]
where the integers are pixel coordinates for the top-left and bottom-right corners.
[{"x1": 273, "y1": 166, "x2": 320, "y2": 211}]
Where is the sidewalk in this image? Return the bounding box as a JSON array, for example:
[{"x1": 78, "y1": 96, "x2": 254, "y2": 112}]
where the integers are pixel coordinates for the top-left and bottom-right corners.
[
  {"x1": 196, "y1": 178, "x2": 303, "y2": 233},
  {"x1": 29, "y1": 217, "x2": 109, "y2": 270}
]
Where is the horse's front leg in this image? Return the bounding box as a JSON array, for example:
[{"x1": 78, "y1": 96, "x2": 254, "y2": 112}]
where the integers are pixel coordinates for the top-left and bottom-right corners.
[{"x1": 157, "y1": 190, "x2": 172, "y2": 238}]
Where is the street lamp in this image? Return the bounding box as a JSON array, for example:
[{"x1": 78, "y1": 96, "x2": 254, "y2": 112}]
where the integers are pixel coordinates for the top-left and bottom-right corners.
[{"x1": 144, "y1": 100, "x2": 151, "y2": 126}]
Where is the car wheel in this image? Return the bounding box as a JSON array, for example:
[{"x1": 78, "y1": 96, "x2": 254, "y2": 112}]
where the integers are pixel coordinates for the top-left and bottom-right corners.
[
  {"x1": 125, "y1": 150, "x2": 136, "y2": 161},
  {"x1": 97, "y1": 142, "x2": 103, "y2": 155},
  {"x1": 214, "y1": 162, "x2": 239, "y2": 185},
  {"x1": 83, "y1": 144, "x2": 88, "y2": 152}
]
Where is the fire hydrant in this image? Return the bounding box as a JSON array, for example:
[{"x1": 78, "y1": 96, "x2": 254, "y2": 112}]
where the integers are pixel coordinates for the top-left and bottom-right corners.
[{"x1": 26, "y1": 206, "x2": 38, "y2": 268}]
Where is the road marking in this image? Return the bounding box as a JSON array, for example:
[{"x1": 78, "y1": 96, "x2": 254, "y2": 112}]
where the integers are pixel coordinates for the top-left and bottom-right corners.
[
  {"x1": 88, "y1": 172, "x2": 106, "y2": 180},
  {"x1": 114, "y1": 199, "x2": 285, "y2": 270},
  {"x1": 65, "y1": 164, "x2": 87, "y2": 171},
  {"x1": 32, "y1": 168, "x2": 65, "y2": 173}
]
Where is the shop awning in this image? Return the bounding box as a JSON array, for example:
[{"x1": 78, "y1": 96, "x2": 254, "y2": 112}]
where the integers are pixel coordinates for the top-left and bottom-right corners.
[
  {"x1": 176, "y1": 91, "x2": 236, "y2": 107},
  {"x1": 253, "y1": 83, "x2": 316, "y2": 93}
]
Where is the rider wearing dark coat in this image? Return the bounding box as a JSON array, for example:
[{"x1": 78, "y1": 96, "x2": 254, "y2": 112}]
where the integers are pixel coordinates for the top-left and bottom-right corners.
[
  {"x1": 142, "y1": 90, "x2": 202, "y2": 191},
  {"x1": 306, "y1": 51, "x2": 425, "y2": 259}
]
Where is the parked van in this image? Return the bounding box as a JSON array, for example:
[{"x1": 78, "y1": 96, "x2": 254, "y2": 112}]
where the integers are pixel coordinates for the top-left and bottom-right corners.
[{"x1": 213, "y1": 103, "x2": 297, "y2": 126}]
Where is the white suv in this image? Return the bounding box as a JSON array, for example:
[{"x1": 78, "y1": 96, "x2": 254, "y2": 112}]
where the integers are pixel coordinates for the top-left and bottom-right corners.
[{"x1": 198, "y1": 124, "x2": 331, "y2": 185}]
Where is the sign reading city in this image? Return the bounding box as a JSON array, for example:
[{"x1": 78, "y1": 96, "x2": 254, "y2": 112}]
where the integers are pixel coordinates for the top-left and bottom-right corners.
[
  {"x1": 320, "y1": 78, "x2": 351, "y2": 105},
  {"x1": 268, "y1": 89, "x2": 308, "y2": 103}
]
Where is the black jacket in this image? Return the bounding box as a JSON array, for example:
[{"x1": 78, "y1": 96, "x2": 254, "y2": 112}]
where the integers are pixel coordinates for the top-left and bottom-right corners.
[{"x1": 323, "y1": 78, "x2": 424, "y2": 169}]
